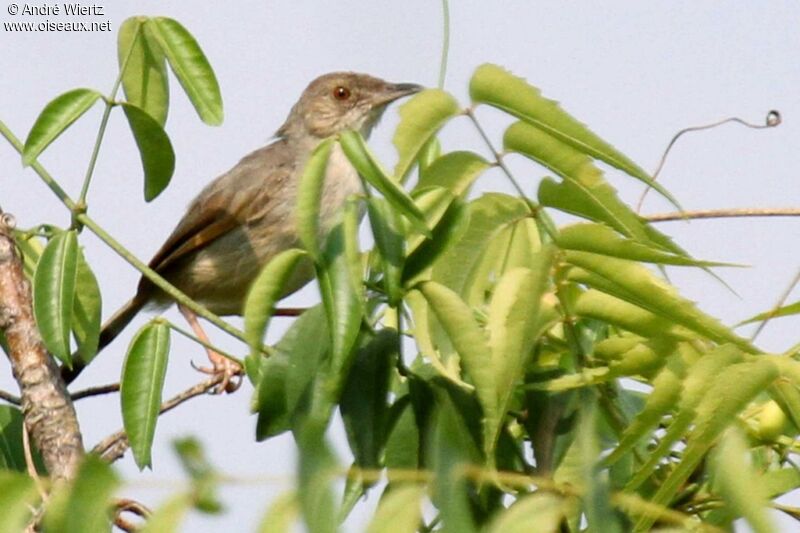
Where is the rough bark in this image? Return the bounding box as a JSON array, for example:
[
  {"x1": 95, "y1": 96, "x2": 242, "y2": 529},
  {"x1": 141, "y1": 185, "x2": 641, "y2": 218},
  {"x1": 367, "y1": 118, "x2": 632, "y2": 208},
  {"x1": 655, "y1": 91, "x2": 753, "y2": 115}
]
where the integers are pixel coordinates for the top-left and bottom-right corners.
[{"x1": 0, "y1": 212, "x2": 83, "y2": 480}]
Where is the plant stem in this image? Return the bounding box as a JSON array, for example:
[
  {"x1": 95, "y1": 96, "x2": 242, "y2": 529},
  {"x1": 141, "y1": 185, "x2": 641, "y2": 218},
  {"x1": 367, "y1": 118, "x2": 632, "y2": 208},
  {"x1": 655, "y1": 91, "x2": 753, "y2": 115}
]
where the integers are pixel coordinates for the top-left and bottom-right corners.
[
  {"x1": 167, "y1": 320, "x2": 240, "y2": 363},
  {"x1": 645, "y1": 207, "x2": 800, "y2": 222},
  {"x1": 438, "y1": 0, "x2": 450, "y2": 89},
  {"x1": 465, "y1": 108, "x2": 558, "y2": 239},
  {"x1": 78, "y1": 22, "x2": 140, "y2": 205},
  {"x1": 751, "y1": 267, "x2": 800, "y2": 341}
]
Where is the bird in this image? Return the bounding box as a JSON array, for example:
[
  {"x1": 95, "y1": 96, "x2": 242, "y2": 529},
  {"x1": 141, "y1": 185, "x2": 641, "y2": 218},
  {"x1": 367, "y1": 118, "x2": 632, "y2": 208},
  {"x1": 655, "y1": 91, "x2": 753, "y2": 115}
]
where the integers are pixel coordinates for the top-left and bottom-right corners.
[{"x1": 63, "y1": 72, "x2": 422, "y2": 392}]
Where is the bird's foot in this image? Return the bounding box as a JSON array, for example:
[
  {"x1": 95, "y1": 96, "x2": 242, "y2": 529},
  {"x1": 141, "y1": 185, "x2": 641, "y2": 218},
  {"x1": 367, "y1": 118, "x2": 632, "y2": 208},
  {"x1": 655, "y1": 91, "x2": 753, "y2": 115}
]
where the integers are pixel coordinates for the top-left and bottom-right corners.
[{"x1": 192, "y1": 350, "x2": 243, "y2": 394}]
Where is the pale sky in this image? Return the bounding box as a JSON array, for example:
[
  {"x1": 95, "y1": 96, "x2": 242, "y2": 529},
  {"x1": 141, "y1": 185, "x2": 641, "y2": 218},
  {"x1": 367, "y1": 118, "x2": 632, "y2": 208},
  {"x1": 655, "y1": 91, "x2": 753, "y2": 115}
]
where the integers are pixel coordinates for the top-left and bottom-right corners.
[{"x1": 2, "y1": 2, "x2": 799, "y2": 531}]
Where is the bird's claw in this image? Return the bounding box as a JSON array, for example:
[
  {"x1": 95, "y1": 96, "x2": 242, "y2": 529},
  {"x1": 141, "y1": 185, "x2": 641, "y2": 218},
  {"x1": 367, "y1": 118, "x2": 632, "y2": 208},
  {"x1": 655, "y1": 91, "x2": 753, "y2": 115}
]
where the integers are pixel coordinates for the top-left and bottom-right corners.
[{"x1": 191, "y1": 355, "x2": 243, "y2": 394}]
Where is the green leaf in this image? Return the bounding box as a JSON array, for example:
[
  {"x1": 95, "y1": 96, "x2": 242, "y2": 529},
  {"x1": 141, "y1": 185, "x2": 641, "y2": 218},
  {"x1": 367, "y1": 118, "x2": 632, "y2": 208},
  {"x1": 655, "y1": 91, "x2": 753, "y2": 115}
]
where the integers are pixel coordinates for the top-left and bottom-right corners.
[
  {"x1": 624, "y1": 344, "x2": 743, "y2": 490},
  {"x1": 710, "y1": 428, "x2": 776, "y2": 533},
  {"x1": 565, "y1": 252, "x2": 755, "y2": 351},
  {"x1": 0, "y1": 471, "x2": 39, "y2": 532},
  {"x1": 405, "y1": 291, "x2": 473, "y2": 389},
  {"x1": 418, "y1": 282, "x2": 495, "y2": 453},
  {"x1": 367, "y1": 197, "x2": 405, "y2": 304},
  {"x1": 636, "y1": 358, "x2": 778, "y2": 531},
  {"x1": 556, "y1": 223, "x2": 734, "y2": 267},
  {"x1": 341, "y1": 330, "x2": 397, "y2": 470},
  {"x1": 406, "y1": 187, "x2": 455, "y2": 252},
  {"x1": 486, "y1": 492, "x2": 568, "y2": 533},
  {"x1": 539, "y1": 177, "x2": 698, "y2": 272},
  {"x1": 297, "y1": 428, "x2": 338, "y2": 533},
  {"x1": 339, "y1": 130, "x2": 430, "y2": 236},
  {"x1": 118, "y1": 17, "x2": 169, "y2": 125},
  {"x1": 604, "y1": 346, "x2": 697, "y2": 467},
  {"x1": 486, "y1": 250, "x2": 554, "y2": 456},
  {"x1": 120, "y1": 103, "x2": 176, "y2": 201},
  {"x1": 254, "y1": 306, "x2": 329, "y2": 440},
  {"x1": 393, "y1": 89, "x2": 460, "y2": 181},
  {"x1": 257, "y1": 492, "x2": 298, "y2": 533},
  {"x1": 403, "y1": 195, "x2": 469, "y2": 286},
  {"x1": 33, "y1": 229, "x2": 79, "y2": 366},
  {"x1": 574, "y1": 290, "x2": 694, "y2": 341},
  {"x1": 296, "y1": 139, "x2": 334, "y2": 258},
  {"x1": 173, "y1": 437, "x2": 222, "y2": 513},
  {"x1": 429, "y1": 394, "x2": 478, "y2": 533},
  {"x1": 761, "y1": 467, "x2": 800, "y2": 499},
  {"x1": 22, "y1": 88, "x2": 102, "y2": 165},
  {"x1": 366, "y1": 485, "x2": 425, "y2": 533},
  {"x1": 14, "y1": 230, "x2": 45, "y2": 278},
  {"x1": 538, "y1": 176, "x2": 648, "y2": 244},
  {"x1": 72, "y1": 249, "x2": 102, "y2": 364},
  {"x1": 140, "y1": 494, "x2": 192, "y2": 533},
  {"x1": 0, "y1": 406, "x2": 26, "y2": 471},
  {"x1": 576, "y1": 397, "x2": 623, "y2": 533},
  {"x1": 738, "y1": 299, "x2": 800, "y2": 326},
  {"x1": 416, "y1": 137, "x2": 441, "y2": 175},
  {"x1": 433, "y1": 193, "x2": 530, "y2": 297},
  {"x1": 416, "y1": 151, "x2": 489, "y2": 197},
  {"x1": 384, "y1": 397, "x2": 421, "y2": 470},
  {"x1": 470, "y1": 63, "x2": 678, "y2": 207},
  {"x1": 145, "y1": 17, "x2": 223, "y2": 125},
  {"x1": 121, "y1": 321, "x2": 170, "y2": 469},
  {"x1": 244, "y1": 248, "x2": 307, "y2": 356},
  {"x1": 45, "y1": 455, "x2": 119, "y2": 533},
  {"x1": 313, "y1": 216, "x2": 364, "y2": 420}
]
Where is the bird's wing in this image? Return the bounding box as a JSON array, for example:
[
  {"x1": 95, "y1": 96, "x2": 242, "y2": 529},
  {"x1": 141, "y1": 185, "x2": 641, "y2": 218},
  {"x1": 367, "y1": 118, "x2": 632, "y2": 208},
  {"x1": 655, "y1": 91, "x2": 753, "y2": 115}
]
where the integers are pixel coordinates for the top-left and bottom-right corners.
[
  {"x1": 147, "y1": 195, "x2": 241, "y2": 273},
  {"x1": 145, "y1": 141, "x2": 294, "y2": 276}
]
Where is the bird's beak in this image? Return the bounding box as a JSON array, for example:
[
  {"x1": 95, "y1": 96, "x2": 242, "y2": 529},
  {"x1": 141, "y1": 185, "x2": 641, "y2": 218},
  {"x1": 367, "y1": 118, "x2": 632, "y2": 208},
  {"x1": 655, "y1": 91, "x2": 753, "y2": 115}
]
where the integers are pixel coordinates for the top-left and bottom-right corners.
[{"x1": 377, "y1": 82, "x2": 424, "y2": 105}]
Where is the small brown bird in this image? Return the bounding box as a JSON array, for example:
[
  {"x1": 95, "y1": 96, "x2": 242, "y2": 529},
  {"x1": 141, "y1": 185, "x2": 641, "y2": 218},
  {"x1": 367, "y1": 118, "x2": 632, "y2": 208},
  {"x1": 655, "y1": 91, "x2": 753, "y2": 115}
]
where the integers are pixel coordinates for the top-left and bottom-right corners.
[{"x1": 70, "y1": 72, "x2": 422, "y2": 391}]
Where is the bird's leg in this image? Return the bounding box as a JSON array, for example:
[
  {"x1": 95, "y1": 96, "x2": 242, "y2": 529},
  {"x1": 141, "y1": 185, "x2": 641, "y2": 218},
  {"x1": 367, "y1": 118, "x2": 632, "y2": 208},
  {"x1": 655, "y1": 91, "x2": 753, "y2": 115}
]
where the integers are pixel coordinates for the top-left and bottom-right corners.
[
  {"x1": 274, "y1": 307, "x2": 306, "y2": 317},
  {"x1": 178, "y1": 304, "x2": 242, "y2": 393}
]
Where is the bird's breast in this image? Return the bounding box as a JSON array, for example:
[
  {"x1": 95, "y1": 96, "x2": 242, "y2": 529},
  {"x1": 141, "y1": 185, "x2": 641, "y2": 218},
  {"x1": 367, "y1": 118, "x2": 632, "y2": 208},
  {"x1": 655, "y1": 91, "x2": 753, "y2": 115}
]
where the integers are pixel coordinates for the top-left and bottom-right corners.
[{"x1": 317, "y1": 143, "x2": 363, "y2": 234}]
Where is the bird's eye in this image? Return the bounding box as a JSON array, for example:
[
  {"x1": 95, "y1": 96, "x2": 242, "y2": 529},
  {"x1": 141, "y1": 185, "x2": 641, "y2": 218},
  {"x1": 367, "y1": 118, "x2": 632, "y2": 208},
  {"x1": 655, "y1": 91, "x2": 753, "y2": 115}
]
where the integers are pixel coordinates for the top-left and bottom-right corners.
[{"x1": 333, "y1": 86, "x2": 351, "y2": 100}]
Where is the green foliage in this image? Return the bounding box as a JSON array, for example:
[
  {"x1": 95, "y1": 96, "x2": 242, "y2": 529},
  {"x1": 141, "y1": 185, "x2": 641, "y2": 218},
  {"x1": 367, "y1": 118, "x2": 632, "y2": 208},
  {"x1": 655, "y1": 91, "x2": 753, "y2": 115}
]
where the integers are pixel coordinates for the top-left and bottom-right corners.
[
  {"x1": 117, "y1": 17, "x2": 170, "y2": 126},
  {"x1": 120, "y1": 320, "x2": 171, "y2": 469},
  {"x1": 120, "y1": 103, "x2": 176, "y2": 201},
  {"x1": 22, "y1": 88, "x2": 102, "y2": 165},
  {"x1": 42, "y1": 455, "x2": 119, "y2": 533},
  {"x1": 144, "y1": 17, "x2": 223, "y2": 126},
  {"x1": 4, "y1": 13, "x2": 798, "y2": 532},
  {"x1": 33, "y1": 229, "x2": 79, "y2": 366},
  {"x1": 393, "y1": 89, "x2": 460, "y2": 181},
  {"x1": 0, "y1": 471, "x2": 40, "y2": 532}
]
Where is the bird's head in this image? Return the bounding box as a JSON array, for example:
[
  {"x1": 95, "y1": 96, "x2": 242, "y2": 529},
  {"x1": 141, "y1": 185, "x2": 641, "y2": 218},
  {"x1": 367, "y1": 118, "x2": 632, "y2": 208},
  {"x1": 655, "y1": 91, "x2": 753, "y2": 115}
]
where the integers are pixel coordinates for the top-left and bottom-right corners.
[{"x1": 277, "y1": 72, "x2": 422, "y2": 139}]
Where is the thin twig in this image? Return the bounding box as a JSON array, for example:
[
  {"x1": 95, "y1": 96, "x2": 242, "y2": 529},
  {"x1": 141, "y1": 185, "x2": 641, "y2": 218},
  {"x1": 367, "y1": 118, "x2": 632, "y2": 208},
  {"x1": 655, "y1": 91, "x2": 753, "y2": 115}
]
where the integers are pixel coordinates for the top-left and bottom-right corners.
[
  {"x1": 92, "y1": 374, "x2": 224, "y2": 462},
  {"x1": 644, "y1": 207, "x2": 800, "y2": 223},
  {"x1": 115, "y1": 497, "x2": 151, "y2": 531},
  {"x1": 0, "y1": 389, "x2": 20, "y2": 405},
  {"x1": 113, "y1": 516, "x2": 138, "y2": 533},
  {"x1": 465, "y1": 108, "x2": 528, "y2": 200},
  {"x1": 438, "y1": 0, "x2": 450, "y2": 89},
  {"x1": 70, "y1": 382, "x2": 120, "y2": 401},
  {"x1": 775, "y1": 502, "x2": 800, "y2": 522},
  {"x1": 167, "y1": 321, "x2": 237, "y2": 361},
  {"x1": 77, "y1": 22, "x2": 137, "y2": 205},
  {"x1": 751, "y1": 267, "x2": 800, "y2": 341},
  {"x1": 637, "y1": 110, "x2": 781, "y2": 211}
]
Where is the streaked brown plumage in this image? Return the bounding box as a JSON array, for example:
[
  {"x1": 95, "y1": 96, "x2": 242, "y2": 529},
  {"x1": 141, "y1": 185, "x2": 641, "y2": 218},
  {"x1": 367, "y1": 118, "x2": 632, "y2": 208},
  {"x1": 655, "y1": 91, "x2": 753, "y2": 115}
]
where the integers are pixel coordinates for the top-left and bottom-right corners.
[{"x1": 66, "y1": 72, "x2": 422, "y2": 390}]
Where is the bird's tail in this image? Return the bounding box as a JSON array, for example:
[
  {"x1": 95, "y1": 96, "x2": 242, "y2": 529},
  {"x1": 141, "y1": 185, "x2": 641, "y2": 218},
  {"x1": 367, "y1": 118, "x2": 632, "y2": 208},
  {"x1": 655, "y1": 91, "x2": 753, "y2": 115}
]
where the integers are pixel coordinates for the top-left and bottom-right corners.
[{"x1": 61, "y1": 294, "x2": 148, "y2": 384}]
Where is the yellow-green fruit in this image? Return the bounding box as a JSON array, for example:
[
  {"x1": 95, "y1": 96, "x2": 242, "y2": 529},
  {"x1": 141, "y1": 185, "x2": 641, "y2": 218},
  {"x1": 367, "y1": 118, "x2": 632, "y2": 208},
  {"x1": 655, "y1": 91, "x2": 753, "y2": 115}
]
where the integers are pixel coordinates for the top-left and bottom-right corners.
[{"x1": 755, "y1": 400, "x2": 797, "y2": 441}]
